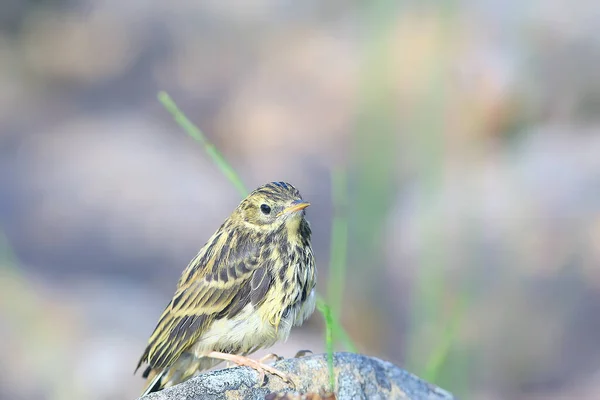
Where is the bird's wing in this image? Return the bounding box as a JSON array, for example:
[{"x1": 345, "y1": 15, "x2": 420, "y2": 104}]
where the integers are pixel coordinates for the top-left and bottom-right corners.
[{"x1": 136, "y1": 230, "x2": 272, "y2": 371}]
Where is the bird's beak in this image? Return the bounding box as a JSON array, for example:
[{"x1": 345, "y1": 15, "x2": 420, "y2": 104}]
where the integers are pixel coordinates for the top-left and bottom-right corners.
[{"x1": 279, "y1": 200, "x2": 310, "y2": 216}]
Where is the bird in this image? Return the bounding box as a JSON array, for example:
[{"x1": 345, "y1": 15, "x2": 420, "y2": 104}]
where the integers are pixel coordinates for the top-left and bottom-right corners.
[{"x1": 135, "y1": 181, "x2": 317, "y2": 395}]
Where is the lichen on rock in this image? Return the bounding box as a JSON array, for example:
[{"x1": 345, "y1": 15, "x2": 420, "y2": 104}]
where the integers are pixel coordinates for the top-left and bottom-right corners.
[{"x1": 138, "y1": 352, "x2": 456, "y2": 400}]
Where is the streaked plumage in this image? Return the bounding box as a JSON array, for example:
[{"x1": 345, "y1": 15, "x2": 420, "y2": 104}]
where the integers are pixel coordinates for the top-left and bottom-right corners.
[{"x1": 135, "y1": 182, "x2": 317, "y2": 395}]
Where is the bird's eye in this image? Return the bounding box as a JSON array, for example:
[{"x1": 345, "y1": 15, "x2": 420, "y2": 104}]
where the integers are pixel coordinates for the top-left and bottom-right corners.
[{"x1": 260, "y1": 204, "x2": 271, "y2": 215}]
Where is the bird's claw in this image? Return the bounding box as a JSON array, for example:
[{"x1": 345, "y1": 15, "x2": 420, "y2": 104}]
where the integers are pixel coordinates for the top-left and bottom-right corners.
[
  {"x1": 206, "y1": 351, "x2": 296, "y2": 389},
  {"x1": 258, "y1": 353, "x2": 284, "y2": 364},
  {"x1": 255, "y1": 362, "x2": 296, "y2": 389},
  {"x1": 260, "y1": 365, "x2": 296, "y2": 389},
  {"x1": 294, "y1": 349, "x2": 313, "y2": 358},
  {"x1": 236, "y1": 357, "x2": 296, "y2": 389}
]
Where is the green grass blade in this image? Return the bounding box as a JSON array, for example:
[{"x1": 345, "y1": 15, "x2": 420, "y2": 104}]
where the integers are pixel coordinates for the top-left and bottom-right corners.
[
  {"x1": 336, "y1": 316, "x2": 358, "y2": 353},
  {"x1": 317, "y1": 299, "x2": 336, "y2": 392},
  {"x1": 422, "y1": 293, "x2": 468, "y2": 382},
  {"x1": 157, "y1": 91, "x2": 248, "y2": 197},
  {"x1": 317, "y1": 295, "x2": 358, "y2": 353},
  {"x1": 327, "y1": 168, "x2": 349, "y2": 318}
]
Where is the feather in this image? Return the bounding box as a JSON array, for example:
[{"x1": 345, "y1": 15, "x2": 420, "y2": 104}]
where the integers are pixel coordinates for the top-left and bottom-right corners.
[{"x1": 135, "y1": 182, "x2": 316, "y2": 394}]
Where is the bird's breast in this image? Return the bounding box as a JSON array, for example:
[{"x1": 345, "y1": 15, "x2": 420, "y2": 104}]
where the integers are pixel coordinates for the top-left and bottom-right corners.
[
  {"x1": 269, "y1": 244, "x2": 316, "y2": 329},
  {"x1": 191, "y1": 304, "x2": 281, "y2": 357},
  {"x1": 190, "y1": 245, "x2": 316, "y2": 358}
]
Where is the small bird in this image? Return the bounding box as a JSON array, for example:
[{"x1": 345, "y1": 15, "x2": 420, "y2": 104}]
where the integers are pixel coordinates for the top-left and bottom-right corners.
[{"x1": 135, "y1": 182, "x2": 317, "y2": 395}]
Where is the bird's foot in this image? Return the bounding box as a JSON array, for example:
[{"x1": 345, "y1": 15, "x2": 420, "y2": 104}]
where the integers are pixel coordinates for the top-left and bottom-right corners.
[
  {"x1": 294, "y1": 349, "x2": 313, "y2": 358},
  {"x1": 258, "y1": 353, "x2": 284, "y2": 364},
  {"x1": 207, "y1": 351, "x2": 296, "y2": 388}
]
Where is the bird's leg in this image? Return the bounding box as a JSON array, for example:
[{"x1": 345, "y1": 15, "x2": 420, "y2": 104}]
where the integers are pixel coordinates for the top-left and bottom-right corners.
[
  {"x1": 258, "y1": 353, "x2": 284, "y2": 364},
  {"x1": 206, "y1": 351, "x2": 295, "y2": 388},
  {"x1": 293, "y1": 349, "x2": 313, "y2": 358}
]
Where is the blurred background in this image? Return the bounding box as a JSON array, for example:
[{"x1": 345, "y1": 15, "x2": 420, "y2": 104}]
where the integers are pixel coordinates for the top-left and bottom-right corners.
[{"x1": 1, "y1": 1, "x2": 600, "y2": 399}]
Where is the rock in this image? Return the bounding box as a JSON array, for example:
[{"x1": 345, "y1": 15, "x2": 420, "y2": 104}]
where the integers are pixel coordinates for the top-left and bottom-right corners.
[{"x1": 138, "y1": 352, "x2": 456, "y2": 400}]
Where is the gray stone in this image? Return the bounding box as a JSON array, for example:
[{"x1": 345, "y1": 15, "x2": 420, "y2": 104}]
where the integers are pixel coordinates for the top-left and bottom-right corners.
[{"x1": 138, "y1": 352, "x2": 456, "y2": 400}]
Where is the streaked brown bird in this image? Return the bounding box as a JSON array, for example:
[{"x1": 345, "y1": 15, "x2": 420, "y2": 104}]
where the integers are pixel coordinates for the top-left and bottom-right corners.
[{"x1": 135, "y1": 182, "x2": 317, "y2": 395}]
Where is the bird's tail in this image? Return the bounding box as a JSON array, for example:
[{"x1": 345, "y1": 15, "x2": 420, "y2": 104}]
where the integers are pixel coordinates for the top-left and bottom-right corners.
[
  {"x1": 140, "y1": 367, "x2": 165, "y2": 397},
  {"x1": 137, "y1": 355, "x2": 225, "y2": 396}
]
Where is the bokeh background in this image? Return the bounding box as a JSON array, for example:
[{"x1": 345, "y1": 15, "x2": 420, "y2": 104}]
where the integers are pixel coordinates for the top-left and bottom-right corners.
[{"x1": 2, "y1": 1, "x2": 600, "y2": 399}]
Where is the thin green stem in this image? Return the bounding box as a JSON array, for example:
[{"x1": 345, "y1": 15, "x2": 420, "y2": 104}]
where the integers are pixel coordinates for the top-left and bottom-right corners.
[
  {"x1": 422, "y1": 294, "x2": 468, "y2": 382},
  {"x1": 317, "y1": 299, "x2": 336, "y2": 392},
  {"x1": 157, "y1": 91, "x2": 248, "y2": 197},
  {"x1": 317, "y1": 295, "x2": 357, "y2": 353},
  {"x1": 327, "y1": 168, "x2": 349, "y2": 318}
]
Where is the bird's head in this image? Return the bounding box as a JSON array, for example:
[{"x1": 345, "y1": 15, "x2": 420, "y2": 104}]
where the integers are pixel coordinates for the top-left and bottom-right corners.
[{"x1": 235, "y1": 181, "x2": 310, "y2": 231}]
